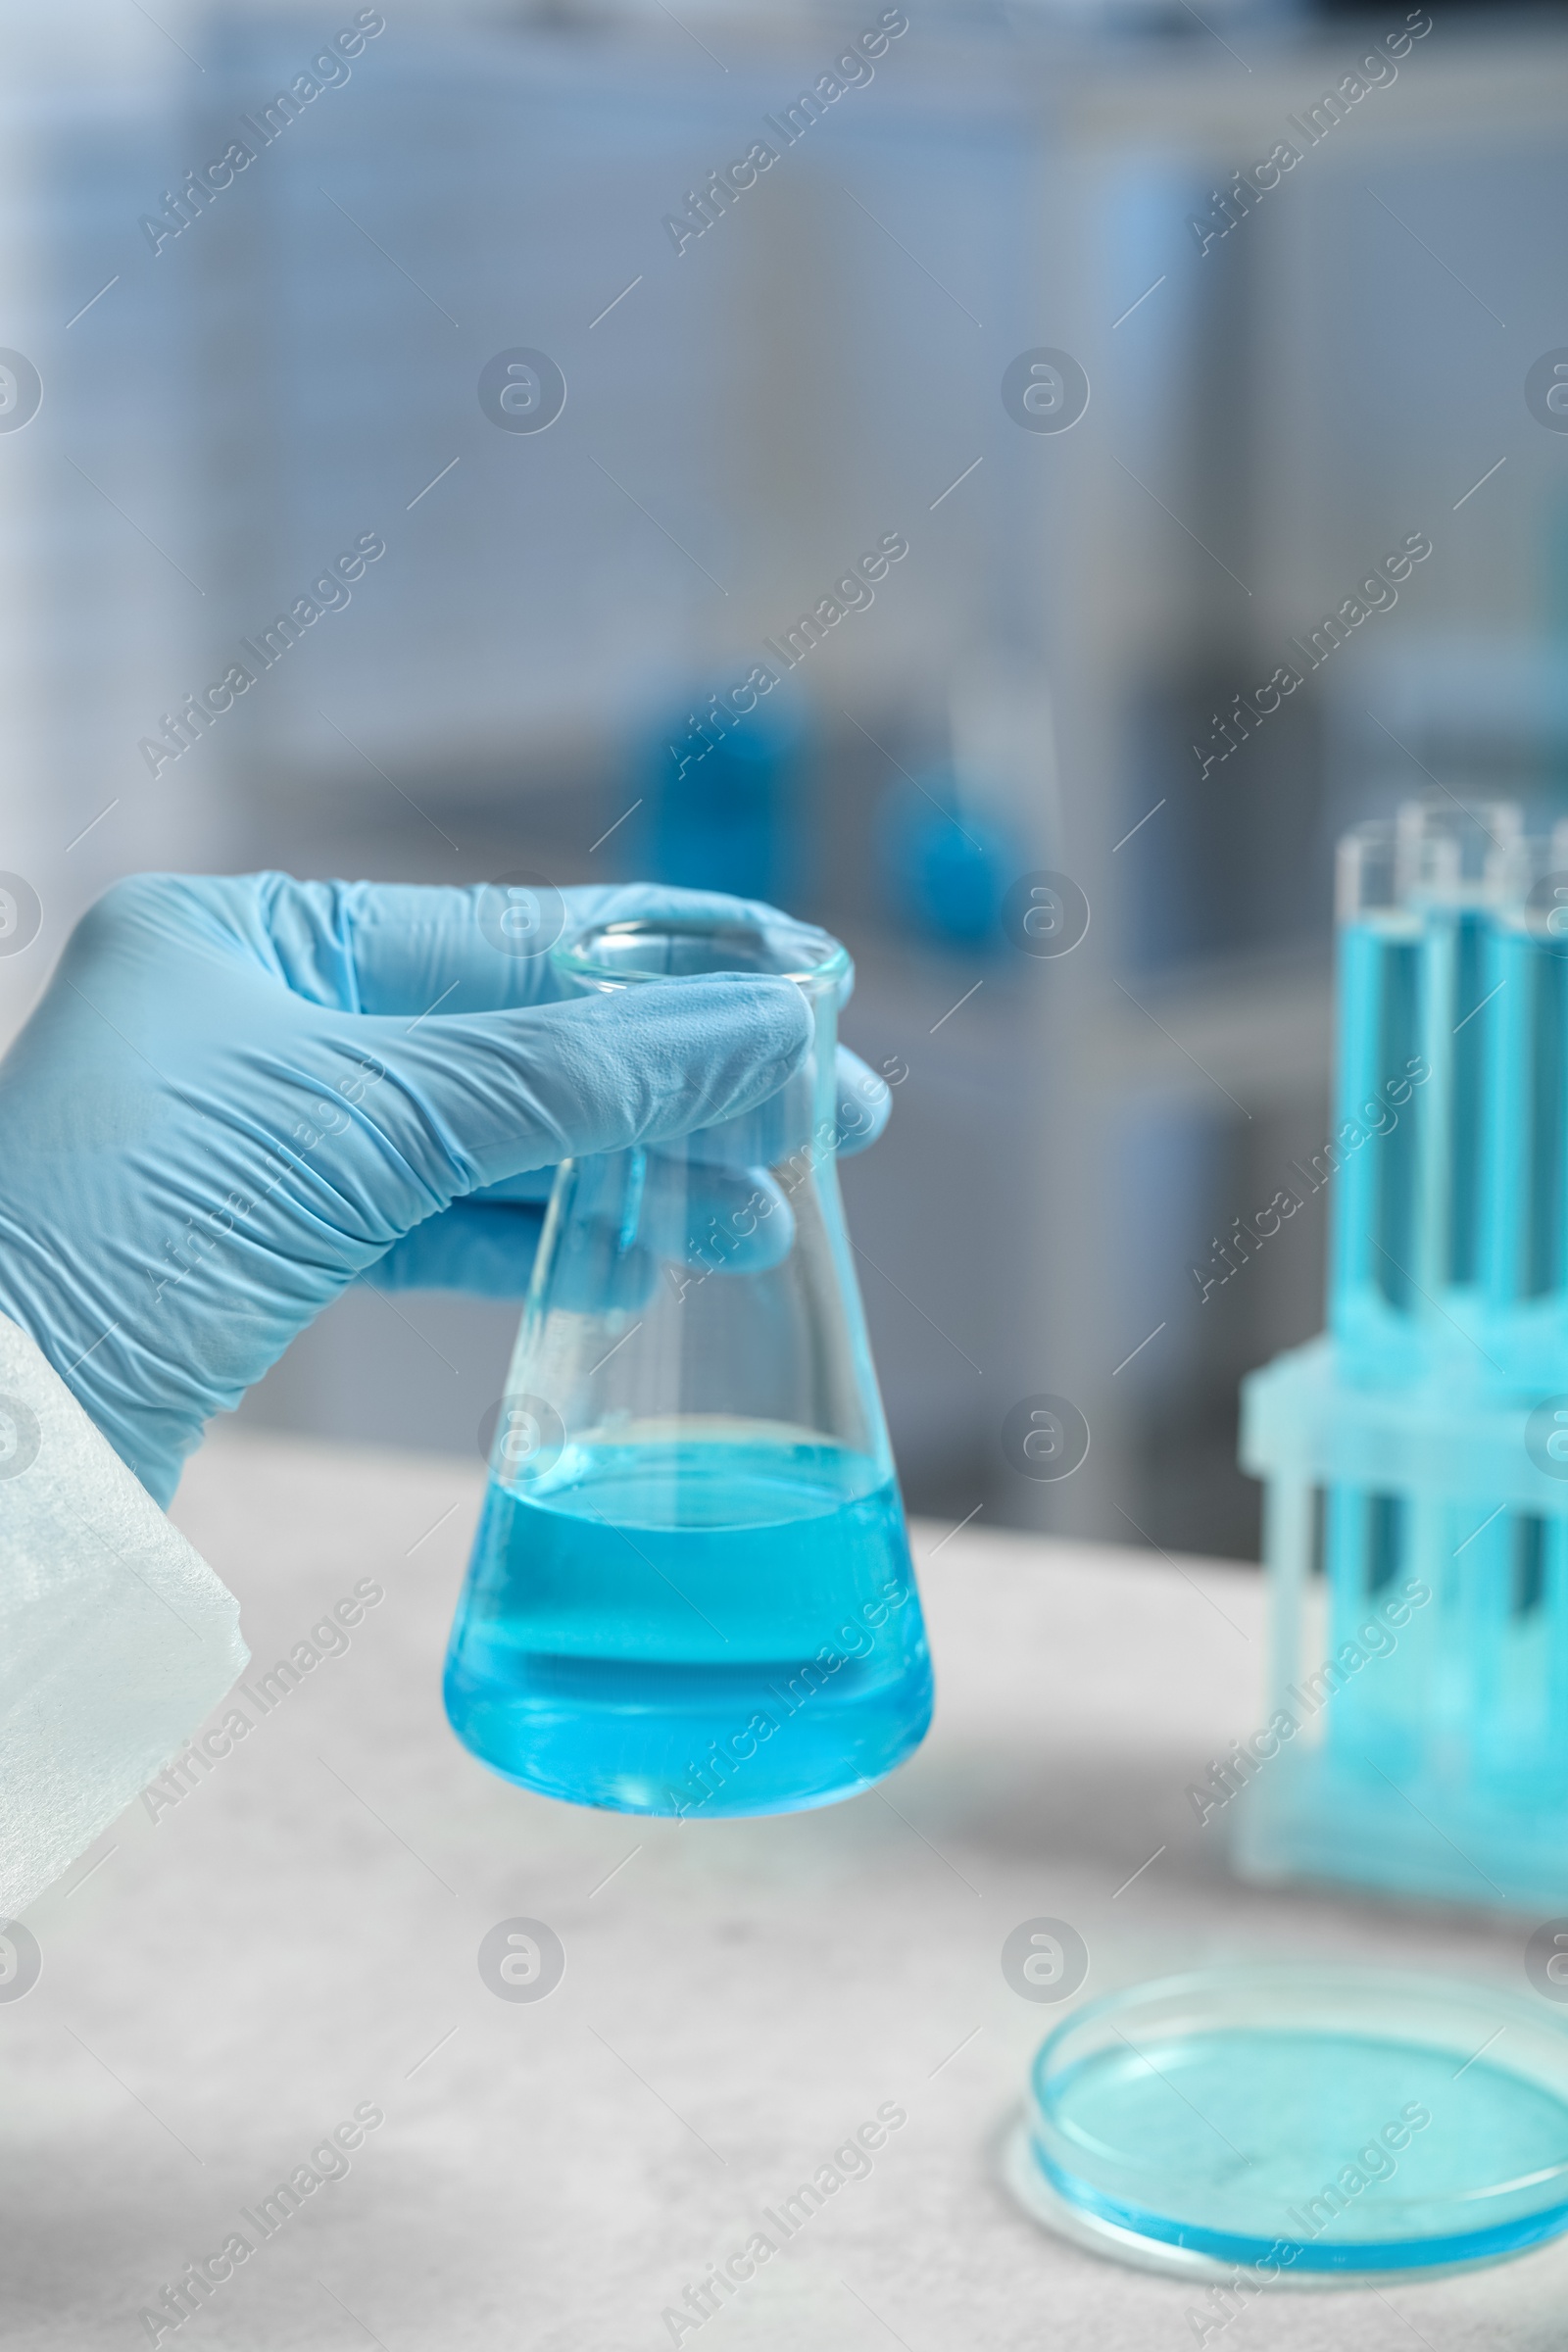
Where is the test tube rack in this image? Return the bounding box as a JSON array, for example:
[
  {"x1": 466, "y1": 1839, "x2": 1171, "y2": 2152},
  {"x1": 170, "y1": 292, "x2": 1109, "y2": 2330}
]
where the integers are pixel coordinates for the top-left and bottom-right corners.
[{"x1": 1236, "y1": 797, "x2": 1568, "y2": 1910}]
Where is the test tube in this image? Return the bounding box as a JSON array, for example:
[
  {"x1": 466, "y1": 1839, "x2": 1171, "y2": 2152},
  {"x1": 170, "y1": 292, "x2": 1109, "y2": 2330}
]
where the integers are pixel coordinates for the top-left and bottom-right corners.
[
  {"x1": 1326, "y1": 801, "x2": 1521, "y2": 1790},
  {"x1": 1478, "y1": 829, "x2": 1568, "y2": 1801},
  {"x1": 1331, "y1": 818, "x2": 1415, "y2": 1349},
  {"x1": 1479, "y1": 830, "x2": 1538, "y2": 1320},
  {"x1": 1396, "y1": 797, "x2": 1520, "y2": 1311}
]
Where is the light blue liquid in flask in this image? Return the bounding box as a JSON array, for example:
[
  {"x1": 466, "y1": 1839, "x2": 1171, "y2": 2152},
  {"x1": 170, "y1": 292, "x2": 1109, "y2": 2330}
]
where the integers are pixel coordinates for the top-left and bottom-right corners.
[{"x1": 444, "y1": 911, "x2": 933, "y2": 1816}]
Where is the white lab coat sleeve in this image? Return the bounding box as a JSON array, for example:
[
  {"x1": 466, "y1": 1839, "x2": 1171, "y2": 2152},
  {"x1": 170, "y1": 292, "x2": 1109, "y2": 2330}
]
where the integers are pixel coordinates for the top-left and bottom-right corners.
[{"x1": 0, "y1": 1310, "x2": 247, "y2": 1916}]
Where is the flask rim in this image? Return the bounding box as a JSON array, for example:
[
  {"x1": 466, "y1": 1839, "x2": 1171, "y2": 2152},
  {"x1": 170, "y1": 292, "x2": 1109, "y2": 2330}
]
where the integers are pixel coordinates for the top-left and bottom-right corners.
[{"x1": 552, "y1": 913, "x2": 852, "y2": 1000}]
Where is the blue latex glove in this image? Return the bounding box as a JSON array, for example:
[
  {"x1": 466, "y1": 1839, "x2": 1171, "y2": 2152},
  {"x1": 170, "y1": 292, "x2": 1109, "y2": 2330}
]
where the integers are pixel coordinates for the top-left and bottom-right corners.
[{"x1": 0, "y1": 874, "x2": 890, "y2": 1506}]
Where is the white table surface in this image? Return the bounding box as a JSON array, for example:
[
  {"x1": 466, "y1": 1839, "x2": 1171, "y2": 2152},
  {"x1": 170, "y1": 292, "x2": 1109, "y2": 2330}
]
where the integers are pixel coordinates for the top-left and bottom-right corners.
[{"x1": 8, "y1": 1429, "x2": 1565, "y2": 2351}]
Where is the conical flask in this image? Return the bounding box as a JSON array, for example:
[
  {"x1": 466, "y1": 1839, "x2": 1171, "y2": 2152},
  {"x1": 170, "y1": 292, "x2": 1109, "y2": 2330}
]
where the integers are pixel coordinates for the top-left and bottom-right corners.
[{"x1": 443, "y1": 909, "x2": 934, "y2": 1817}]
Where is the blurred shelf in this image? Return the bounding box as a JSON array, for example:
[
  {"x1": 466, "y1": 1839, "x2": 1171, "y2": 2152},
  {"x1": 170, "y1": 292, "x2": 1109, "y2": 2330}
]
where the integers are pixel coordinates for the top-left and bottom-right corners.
[
  {"x1": 1064, "y1": 16, "x2": 1568, "y2": 152},
  {"x1": 1090, "y1": 949, "x2": 1333, "y2": 1114},
  {"x1": 841, "y1": 930, "x2": 1333, "y2": 1117}
]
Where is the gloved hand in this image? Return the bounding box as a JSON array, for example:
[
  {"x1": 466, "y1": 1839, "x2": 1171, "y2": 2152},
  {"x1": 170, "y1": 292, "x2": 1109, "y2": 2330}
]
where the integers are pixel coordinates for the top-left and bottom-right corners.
[{"x1": 0, "y1": 874, "x2": 890, "y2": 1507}]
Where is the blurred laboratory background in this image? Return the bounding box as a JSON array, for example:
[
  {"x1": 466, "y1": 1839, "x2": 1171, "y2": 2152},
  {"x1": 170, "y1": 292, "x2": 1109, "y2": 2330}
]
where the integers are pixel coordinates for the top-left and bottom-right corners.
[{"x1": 1, "y1": 0, "x2": 1564, "y2": 1559}]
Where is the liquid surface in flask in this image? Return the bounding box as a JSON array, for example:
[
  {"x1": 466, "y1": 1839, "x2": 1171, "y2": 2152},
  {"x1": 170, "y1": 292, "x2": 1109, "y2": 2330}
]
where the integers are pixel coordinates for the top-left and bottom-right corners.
[{"x1": 445, "y1": 1418, "x2": 933, "y2": 1816}]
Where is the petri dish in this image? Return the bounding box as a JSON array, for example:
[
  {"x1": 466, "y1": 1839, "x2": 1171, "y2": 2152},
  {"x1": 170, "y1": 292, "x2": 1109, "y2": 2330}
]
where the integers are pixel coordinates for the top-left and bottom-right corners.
[{"x1": 1004, "y1": 1965, "x2": 1568, "y2": 2282}]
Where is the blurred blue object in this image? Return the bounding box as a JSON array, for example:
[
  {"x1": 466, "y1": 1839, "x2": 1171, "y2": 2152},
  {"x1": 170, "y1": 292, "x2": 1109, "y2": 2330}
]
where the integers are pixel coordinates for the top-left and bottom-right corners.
[
  {"x1": 634, "y1": 689, "x2": 808, "y2": 905},
  {"x1": 876, "y1": 773, "x2": 1022, "y2": 951}
]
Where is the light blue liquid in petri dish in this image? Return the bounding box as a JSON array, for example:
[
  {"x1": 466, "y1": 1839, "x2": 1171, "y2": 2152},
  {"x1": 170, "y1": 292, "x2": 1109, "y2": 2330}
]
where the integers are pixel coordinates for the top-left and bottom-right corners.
[
  {"x1": 1033, "y1": 2027, "x2": 1568, "y2": 2270},
  {"x1": 444, "y1": 1427, "x2": 933, "y2": 1816}
]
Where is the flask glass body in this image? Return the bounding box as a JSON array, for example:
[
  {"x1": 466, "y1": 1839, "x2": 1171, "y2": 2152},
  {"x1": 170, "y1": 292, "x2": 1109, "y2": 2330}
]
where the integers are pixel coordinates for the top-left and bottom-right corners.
[{"x1": 443, "y1": 911, "x2": 933, "y2": 1817}]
